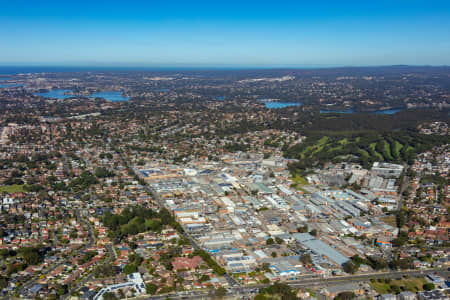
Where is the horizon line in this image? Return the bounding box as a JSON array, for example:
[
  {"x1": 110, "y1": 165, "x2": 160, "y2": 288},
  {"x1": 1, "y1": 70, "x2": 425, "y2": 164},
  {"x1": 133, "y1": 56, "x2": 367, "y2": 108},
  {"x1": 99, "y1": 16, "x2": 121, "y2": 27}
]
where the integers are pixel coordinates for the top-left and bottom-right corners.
[{"x1": 0, "y1": 63, "x2": 450, "y2": 72}]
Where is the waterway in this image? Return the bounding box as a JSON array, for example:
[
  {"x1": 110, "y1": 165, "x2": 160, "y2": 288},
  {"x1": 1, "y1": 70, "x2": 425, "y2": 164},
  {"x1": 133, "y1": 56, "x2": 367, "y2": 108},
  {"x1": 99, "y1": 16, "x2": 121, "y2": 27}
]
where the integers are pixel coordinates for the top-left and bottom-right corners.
[
  {"x1": 264, "y1": 102, "x2": 302, "y2": 109},
  {"x1": 34, "y1": 89, "x2": 130, "y2": 101},
  {"x1": 90, "y1": 91, "x2": 129, "y2": 102},
  {"x1": 0, "y1": 84, "x2": 24, "y2": 88}
]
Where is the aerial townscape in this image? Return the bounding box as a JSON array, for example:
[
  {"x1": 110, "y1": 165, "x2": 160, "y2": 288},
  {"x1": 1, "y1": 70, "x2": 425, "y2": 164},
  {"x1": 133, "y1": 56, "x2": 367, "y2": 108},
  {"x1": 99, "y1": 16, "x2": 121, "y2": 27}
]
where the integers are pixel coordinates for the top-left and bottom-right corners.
[
  {"x1": 1, "y1": 1, "x2": 450, "y2": 300},
  {"x1": 0, "y1": 66, "x2": 448, "y2": 300}
]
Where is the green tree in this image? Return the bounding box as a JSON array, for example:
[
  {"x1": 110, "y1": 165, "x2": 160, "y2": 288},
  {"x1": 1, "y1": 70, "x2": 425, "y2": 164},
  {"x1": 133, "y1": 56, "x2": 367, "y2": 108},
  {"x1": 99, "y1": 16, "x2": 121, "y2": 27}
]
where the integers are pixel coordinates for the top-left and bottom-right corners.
[
  {"x1": 0, "y1": 276, "x2": 9, "y2": 289},
  {"x1": 351, "y1": 254, "x2": 365, "y2": 267},
  {"x1": 18, "y1": 247, "x2": 43, "y2": 266},
  {"x1": 275, "y1": 237, "x2": 284, "y2": 244},
  {"x1": 215, "y1": 286, "x2": 227, "y2": 298},
  {"x1": 93, "y1": 264, "x2": 117, "y2": 278},
  {"x1": 123, "y1": 263, "x2": 138, "y2": 274},
  {"x1": 392, "y1": 231, "x2": 408, "y2": 247},
  {"x1": 297, "y1": 225, "x2": 308, "y2": 233},
  {"x1": 55, "y1": 284, "x2": 67, "y2": 296},
  {"x1": 343, "y1": 261, "x2": 358, "y2": 274},
  {"x1": 146, "y1": 283, "x2": 158, "y2": 294},
  {"x1": 102, "y1": 292, "x2": 118, "y2": 300},
  {"x1": 390, "y1": 284, "x2": 401, "y2": 294},
  {"x1": 366, "y1": 256, "x2": 388, "y2": 270},
  {"x1": 335, "y1": 291, "x2": 356, "y2": 300},
  {"x1": 266, "y1": 282, "x2": 295, "y2": 299}
]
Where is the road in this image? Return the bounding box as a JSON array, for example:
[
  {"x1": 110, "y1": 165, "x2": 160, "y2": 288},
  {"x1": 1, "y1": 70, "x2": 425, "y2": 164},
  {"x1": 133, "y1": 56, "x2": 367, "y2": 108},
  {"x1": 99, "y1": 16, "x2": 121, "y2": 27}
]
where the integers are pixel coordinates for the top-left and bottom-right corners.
[
  {"x1": 397, "y1": 164, "x2": 409, "y2": 210},
  {"x1": 288, "y1": 268, "x2": 448, "y2": 288},
  {"x1": 62, "y1": 209, "x2": 98, "y2": 299},
  {"x1": 136, "y1": 268, "x2": 449, "y2": 300}
]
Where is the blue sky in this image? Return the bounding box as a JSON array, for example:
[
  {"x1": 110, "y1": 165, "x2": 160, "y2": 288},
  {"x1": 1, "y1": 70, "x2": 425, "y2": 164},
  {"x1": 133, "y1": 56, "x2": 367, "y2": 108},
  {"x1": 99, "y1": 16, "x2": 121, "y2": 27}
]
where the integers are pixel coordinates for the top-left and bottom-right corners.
[{"x1": 1, "y1": 0, "x2": 450, "y2": 67}]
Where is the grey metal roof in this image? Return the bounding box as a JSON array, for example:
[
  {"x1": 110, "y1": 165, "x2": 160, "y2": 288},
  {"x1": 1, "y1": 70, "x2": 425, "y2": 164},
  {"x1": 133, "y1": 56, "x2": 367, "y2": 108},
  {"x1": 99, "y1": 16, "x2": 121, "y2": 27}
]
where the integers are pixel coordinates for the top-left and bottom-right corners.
[{"x1": 293, "y1": 233, "x2": 349, "y2": 265}]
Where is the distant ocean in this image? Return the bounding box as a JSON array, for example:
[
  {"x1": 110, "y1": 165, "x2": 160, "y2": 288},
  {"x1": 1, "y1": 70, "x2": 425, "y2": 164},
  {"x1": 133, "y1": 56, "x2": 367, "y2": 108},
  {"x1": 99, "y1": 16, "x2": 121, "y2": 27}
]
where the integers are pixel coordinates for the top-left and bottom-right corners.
[{"x1": 0, "y1": 66, "x2": 184, "y2": 74}]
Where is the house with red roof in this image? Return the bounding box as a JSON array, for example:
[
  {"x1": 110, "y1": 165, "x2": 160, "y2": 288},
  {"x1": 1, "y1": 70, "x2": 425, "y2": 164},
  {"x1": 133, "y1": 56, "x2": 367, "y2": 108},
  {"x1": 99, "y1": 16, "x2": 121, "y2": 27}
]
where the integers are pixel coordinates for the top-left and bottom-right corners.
[{"x1": 171, "y1": 256, "x2": 203, "y2": 271}]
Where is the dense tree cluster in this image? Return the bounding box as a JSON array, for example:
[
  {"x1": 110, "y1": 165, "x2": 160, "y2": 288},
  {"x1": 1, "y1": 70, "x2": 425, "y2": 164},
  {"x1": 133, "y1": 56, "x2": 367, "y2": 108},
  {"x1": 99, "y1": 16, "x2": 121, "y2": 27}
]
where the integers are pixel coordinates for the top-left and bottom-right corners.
[
  {"x1": 94, "y1": 167, "x2": 115, "y2": 178},
  {"x1": 343, "y1": 261, "x2": 358, "y2": 274},
  {"x1": 70, "y1": 171, "x2": 99, "y2": 190},
  {"x1": 223, "y1": 142, "x2": 250, "y2": 153},
  {"x1": 348, "y1": 254, "x2": 390, "y2": 272},
  {"x1": 102, "y1": 206, "x2": 182, "y2": 242},
  {"x1": 306, "y1": 109, "x2": 449, "y2": 133},
  {"x1": 256, "y1": 282, "x2": 297, "y2": 300},
  {"x1": 123, "y1": 253, "x2": 143, "y2": 274},
  {"x1": 93, "y1": 264, "x2": 119, "y2": 278},
  {"x1": 335, "y1": 291, "x2": 356, "y2": 300}
]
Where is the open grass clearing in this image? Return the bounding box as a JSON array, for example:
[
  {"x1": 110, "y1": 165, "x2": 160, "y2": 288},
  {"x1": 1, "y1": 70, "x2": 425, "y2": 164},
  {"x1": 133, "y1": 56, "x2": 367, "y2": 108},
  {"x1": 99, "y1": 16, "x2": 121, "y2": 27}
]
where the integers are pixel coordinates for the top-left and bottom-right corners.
[
  {"x1": 0, "y1": 184, "x2": 25, "y2": 193},
  {"x1": 371, "y1": 277, "x2": 427, "y2": 294}
]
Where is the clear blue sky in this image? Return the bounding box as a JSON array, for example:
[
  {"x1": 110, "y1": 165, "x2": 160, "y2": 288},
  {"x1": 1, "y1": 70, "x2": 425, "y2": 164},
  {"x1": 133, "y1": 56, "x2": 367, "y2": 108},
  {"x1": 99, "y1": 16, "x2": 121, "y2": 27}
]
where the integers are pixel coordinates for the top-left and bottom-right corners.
[{"x1": 1, "y1": 0, "x2": 450, "y2": 67}]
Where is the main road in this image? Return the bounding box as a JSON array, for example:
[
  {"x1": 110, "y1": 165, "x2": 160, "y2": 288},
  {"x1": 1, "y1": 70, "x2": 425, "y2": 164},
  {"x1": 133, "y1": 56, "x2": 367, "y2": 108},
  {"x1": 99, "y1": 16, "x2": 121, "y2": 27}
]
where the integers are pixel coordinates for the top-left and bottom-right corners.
[
  {"x1": 62, "y1": 209, "x2": 100, "y2": 299},
  {"x1": 137, "y1": 268, "x2": 449, "y2": 300}
]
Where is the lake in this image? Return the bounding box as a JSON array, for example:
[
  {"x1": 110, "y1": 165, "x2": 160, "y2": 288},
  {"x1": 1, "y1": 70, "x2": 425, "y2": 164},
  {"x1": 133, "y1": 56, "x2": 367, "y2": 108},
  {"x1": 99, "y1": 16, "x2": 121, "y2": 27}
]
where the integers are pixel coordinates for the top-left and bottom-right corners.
[
  {"x1": 90, "y1": 91, "x2": 129, "y2": 102},
  {"x1": 0, "y1": 84, "x2": 24, "y2": 88},
  {"x1": 264, "y1": 102, "x2": 302, "y2": 109},
  {"x1": 34, "y1": 89, "x2": 130, "y2": 101},
  {"x1": 373, "y1": 109, "x2": 402, "y2": 115},
  {"x1": 320, "y1": 108, "x2": 402, "y2": 115}
]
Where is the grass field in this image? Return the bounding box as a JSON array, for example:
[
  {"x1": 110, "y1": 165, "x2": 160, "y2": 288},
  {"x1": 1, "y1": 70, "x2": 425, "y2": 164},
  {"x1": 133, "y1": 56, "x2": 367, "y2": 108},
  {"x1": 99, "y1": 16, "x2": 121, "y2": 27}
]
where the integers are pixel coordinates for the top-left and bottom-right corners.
[
  {"x1": 369, "y1": 142, "x2": 384, "y2": 161},
  {"x1": 371, "y1": 277, "x2": 427, "y2": 294},
  {"x1": 291, "y1": 174, "x2": 309, "y2": 193},
  {"x1": 358, "y1": 148, "x2": 370, "y2": 159},
  {"x1": 310, "y1": 136, "x2": 329, "y2": 155},
  {"x1": 383, "y1": 140, "x2": 393, "y2": 160},
  {"x1": 338, "y1": 138, "x2": 348, "y2": 145},
  {"x1": 393, "y1": 140, "x2": 403, "y2": 158},
  {"x1": 0, "y1": 184, "x2": 25, "y2": 193},
  {"x1": 292, "y1": 174, "x2": 308, "y2": 185}
]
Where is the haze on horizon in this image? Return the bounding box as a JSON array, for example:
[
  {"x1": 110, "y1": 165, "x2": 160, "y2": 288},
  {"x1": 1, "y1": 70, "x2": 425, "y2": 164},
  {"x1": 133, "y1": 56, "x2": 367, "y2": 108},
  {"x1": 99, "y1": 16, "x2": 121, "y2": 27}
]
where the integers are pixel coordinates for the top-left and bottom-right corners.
[{"x1": 1, "y1": 0, "x2": 450, "y2": 67}]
